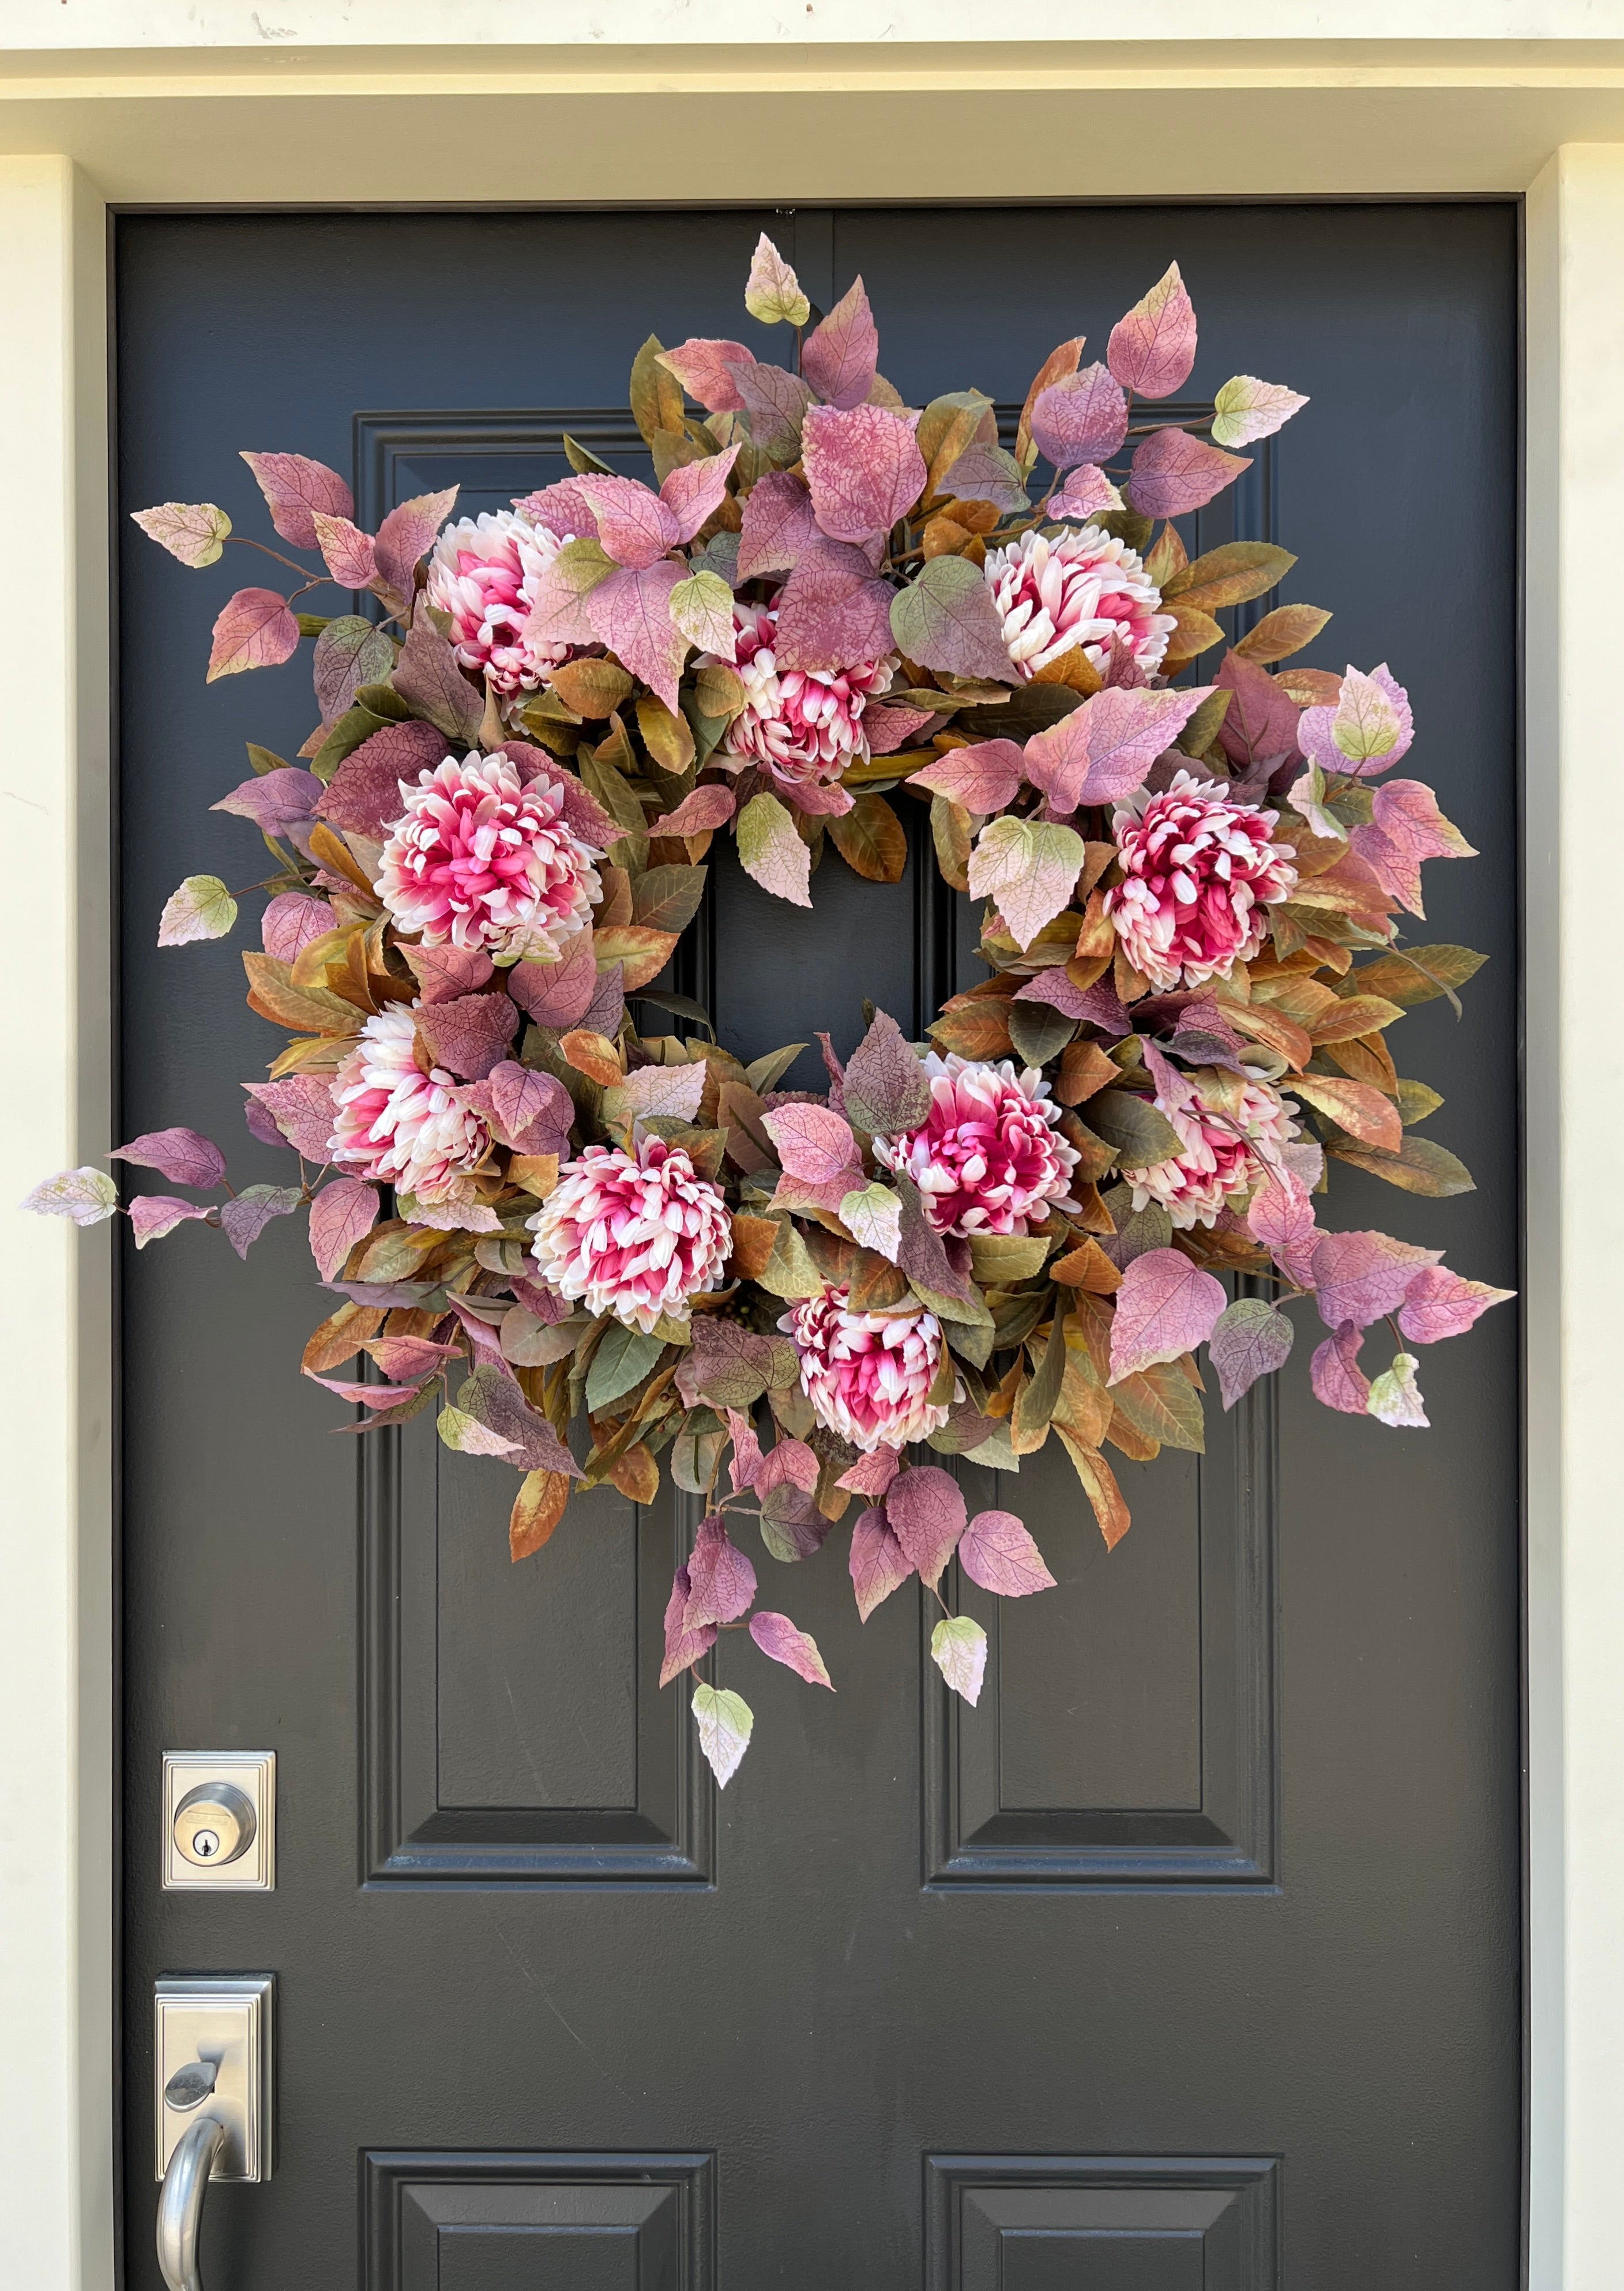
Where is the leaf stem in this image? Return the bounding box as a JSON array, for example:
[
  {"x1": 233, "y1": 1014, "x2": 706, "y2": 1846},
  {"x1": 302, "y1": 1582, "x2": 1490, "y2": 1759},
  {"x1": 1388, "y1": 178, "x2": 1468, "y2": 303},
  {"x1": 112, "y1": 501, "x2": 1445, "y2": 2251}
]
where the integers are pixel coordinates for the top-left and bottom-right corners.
[{"x1": 227, "y1": 535, "x2": 318, "y2": 580}]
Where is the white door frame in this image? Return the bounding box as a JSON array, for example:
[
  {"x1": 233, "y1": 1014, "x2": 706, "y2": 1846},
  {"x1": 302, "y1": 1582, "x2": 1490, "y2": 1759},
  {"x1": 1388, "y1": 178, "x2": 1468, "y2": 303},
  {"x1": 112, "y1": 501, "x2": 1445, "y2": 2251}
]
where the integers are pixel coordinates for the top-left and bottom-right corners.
[{"x1": 1, "y1": 34, "x2": 1619, "y2": 2289}]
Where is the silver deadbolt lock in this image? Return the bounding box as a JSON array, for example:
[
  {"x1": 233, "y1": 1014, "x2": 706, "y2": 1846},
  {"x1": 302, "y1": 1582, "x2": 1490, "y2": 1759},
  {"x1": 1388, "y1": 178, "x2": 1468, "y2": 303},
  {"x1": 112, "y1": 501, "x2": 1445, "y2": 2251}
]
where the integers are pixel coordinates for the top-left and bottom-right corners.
[
  {"x1": 163, "y1": 1754, "x2": 275, "y2": 1890},
  {"x1": 174, "y1": 1782, "x2": 255, "y2": 1868}
]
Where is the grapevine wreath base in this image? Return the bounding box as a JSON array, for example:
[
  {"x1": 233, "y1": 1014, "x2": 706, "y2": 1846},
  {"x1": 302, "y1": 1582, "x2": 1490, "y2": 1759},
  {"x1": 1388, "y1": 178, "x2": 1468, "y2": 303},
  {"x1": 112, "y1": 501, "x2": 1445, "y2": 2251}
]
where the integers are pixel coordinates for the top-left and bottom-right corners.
[{"x1": 31, "y1": 238, "x2": 1511, "y2": 1786}]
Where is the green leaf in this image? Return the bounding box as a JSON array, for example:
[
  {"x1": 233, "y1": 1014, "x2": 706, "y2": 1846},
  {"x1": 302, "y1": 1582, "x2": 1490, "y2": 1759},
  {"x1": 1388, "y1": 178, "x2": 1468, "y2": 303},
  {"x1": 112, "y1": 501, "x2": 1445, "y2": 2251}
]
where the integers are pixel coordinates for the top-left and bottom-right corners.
[
  {"x1": 1110, "y1": 1360, "x2": 1206, "y2": 1452},
  {"x1": 158, "y1": 875, "x2": 238, "y2": 948},
  {"x1": 668, "y1": 568, "x2": 737, "y2": 659},
  {"x1": 436, "y1": 1404, "x2": 522, "y2": 1458},
  {"x1": 1006, "y1": 999, "x2": 1076, "y2": 1066},
  {"x1": 754, "y1": 1218, "x2": 826, "y2": 1302},
  {"x1": 629, "y1": 333, "x2": 685, "y2": 447},
  {"x1": 1346, "y1": 945, "x2": 1487, "y2": 1013},
  {"x1": 930, "y1": 1615, "x2": 988, "y2": 1706},
  {"x1": 245, "y1": 742, "x2": 290, "y2": 776},
  {"x1": 1013, "y1": 1304, "x2": 1067, "y2": 1443},
  {"x1": 745, "y1": 1043, "x2": 807, "y2": 1094},
  {"x1": 1087, "y1": 1089, "x2": 1183, "y2": 1168},
  {"x1": 585, "y1": 1322, "x2": 666, "y2": 1412},
  {"x1": 967, "y1": 1233, "x2": 1050, "y2": 1285},
  {"x1": 631, "y1": 864, "x2": 708, "y2": 936},
  {"x1": 1396, "y1": 1079, "x2": 1443, "y2": 1126},
  {"x1": 691, "y1": 1682, "x2": 754, "y2": 1786},
  {"x1": 889, "y1": 552, "x2": 1015, "y2": 685},
  {"x1": 563, "y1": 433, "x2": 616, "y2": 476},
  {"x1": 839, "y1": 1181, "x2": 903, "y2": 1263},
  {"x1": 1162, "y1": 540, "x2": 1296, "y2": 612},
  {"x1": 736, "y1": 792, "x2": 811, "y2": 908},
  {"x1": 1328, "y1": 1135, "x2": 1475, "y2": 1197}
]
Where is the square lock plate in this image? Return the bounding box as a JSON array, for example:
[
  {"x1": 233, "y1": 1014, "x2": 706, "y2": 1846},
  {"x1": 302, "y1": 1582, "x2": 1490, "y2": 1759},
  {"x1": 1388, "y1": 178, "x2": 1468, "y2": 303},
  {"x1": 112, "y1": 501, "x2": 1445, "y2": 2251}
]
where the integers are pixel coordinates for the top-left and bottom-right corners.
[{"x1": 162, "y1": 1751, "x2": 276, "y2": 1890}]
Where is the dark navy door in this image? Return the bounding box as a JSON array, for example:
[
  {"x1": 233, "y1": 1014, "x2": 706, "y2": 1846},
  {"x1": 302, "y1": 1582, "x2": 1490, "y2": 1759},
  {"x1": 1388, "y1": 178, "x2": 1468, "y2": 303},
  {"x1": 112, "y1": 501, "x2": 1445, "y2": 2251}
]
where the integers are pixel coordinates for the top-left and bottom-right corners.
[{"x1": 118, "y1": 202, "x2": 1521, "y2": 2289}]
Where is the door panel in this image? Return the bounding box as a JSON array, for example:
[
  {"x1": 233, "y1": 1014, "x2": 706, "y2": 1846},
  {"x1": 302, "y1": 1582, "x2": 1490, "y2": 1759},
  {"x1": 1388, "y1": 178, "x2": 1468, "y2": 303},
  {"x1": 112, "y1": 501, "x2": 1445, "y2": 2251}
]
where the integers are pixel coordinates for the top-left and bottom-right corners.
[{"x1": 118, "y1": 202, "x2": 1521, "y2": 2288}]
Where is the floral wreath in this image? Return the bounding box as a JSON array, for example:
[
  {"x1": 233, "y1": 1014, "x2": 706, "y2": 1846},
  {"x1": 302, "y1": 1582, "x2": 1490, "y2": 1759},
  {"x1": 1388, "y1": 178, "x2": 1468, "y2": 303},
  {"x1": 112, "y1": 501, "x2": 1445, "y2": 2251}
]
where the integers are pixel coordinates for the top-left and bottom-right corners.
[{"x1": 31, "y1": 239, "x2": 1512, "y2": 1789}]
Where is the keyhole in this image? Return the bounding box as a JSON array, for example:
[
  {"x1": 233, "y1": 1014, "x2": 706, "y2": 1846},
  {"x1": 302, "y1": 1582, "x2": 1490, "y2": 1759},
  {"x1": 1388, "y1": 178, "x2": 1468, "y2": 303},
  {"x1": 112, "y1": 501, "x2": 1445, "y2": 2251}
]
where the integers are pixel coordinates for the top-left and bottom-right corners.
[{"x1": 192, "y1": 1830, "x2": 220, "y2": 1859}]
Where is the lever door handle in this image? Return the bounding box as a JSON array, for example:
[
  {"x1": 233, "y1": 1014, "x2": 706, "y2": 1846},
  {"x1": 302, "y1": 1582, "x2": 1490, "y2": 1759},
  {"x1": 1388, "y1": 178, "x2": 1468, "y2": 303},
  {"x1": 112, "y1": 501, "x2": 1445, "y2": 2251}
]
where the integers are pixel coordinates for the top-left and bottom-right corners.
[{"x1": 156, "y1": 2114, "x2": 227, "y2": 2291}]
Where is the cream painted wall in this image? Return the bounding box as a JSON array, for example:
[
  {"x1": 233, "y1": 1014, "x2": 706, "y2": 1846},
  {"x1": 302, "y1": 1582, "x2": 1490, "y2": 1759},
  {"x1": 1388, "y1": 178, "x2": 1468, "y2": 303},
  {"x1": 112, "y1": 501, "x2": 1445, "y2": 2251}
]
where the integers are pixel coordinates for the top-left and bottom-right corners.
[{"x1": 0, "y1": 25, "x2": 1619, "y2": 2290}]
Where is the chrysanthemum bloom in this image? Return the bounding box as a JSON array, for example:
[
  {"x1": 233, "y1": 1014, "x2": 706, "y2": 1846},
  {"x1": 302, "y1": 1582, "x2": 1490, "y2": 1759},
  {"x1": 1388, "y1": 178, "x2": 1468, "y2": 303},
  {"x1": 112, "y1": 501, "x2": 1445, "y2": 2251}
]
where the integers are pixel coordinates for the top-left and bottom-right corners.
[
  {"x1": 982, "y1": 524, "x2": 1177, "y2": 680},
  {"x1": 781, "y1": 1285, "x2": 950, "y2": 1453},
  {"x1": 375, "y1": 753, "x2": 603, "y2": 960},
  {"x1": 872, "y1": 1053, "x2": 1081, "y2": 1237},
  {"x1": 710, "y1": 604, "x2": 893, "y2": 793},
  {"x1": 527, "y1": 1137, "x2": 732, "y2": 1336},
  {"x1": 1122, "y1": 1071, "x2": 1300, "y2": 1229},
  {"x1": 1104, "y1": 772, "x2": 1298, "y2": 993},
  {"x1": 329, "y1": 1006, "x2": 491, "y2": 1205},
  {"x1": 424, "y1": 509, "x2": 574, "y2": 695}
]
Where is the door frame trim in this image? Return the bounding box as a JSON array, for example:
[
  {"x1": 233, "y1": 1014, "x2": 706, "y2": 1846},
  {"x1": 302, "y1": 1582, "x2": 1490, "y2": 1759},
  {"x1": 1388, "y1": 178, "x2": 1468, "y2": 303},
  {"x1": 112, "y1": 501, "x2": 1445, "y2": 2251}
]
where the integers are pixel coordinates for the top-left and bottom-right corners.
[{"x1": 1, "y1": 63, "x2": 1615, "y2": 2287}]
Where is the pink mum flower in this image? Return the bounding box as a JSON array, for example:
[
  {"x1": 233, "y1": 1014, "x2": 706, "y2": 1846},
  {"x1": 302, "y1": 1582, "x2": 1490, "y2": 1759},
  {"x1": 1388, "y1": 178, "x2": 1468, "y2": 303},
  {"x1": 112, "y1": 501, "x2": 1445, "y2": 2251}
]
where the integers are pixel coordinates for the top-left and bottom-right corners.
[
  {"x1": 873, "y1": 1053, "x2": 1081, "y2": 1237},
  {"x1": 424, "y1": 509, "x2": 574, "y2": 696},
  {"x1": 983, "y1": 524, "x2": 1176, "y2": 680},
  {"x1": 527, "y1": 1137, "x2": 732, "y2": 1336},
  {"x1": 781, "y1": 1285, "x2": 950, "y2": 1454},
  {"x1": 710, "y1": 604, "x2": 893, "y2": 794},
  {"x1": 329, "y1": 1006, "x2": 491, "y2": 1206},
  {"x1": 1104, "y1": 771, "x2": 1298, "y2": 993},
  {"x1": 1122, "y1": 1070, "x2": 1300, "y2": 1229},
  {"x1": 375, "y1": 753, "x2": 603, "y2": 961}
]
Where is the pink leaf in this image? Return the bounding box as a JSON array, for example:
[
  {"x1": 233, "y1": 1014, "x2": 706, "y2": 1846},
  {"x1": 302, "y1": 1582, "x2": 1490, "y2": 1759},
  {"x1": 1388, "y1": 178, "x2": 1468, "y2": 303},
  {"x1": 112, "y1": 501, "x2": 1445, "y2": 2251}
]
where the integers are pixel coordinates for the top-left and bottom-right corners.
[
  {"x1": 373, "y1": 487, "x2": 459, "y2": 598},
  {"x1": 212, "y1": 766, "x2": 323, "y2": 837},
  {"x1": 574, "y1": 475, "x2": 680, "y2": 570},
  {"x1": 907, "y1": 739, "x2": 1027, "y2": 813},
  {"x1": 401, "y1": 942, "x2": 495, "y2": 1005},
  {"x1": 1108, "y1": 1248, "x2": 1228, "y2": 1382},
  {"x1": 886, "y1": 1465, "x2": 968, "y2": 1591},
  {"x1": 206, "y1": 587, "x2": 299, "y2": 682},
  {"x1": 660, "y1": 1566, "x2": 718, "y2": 1688},
  {"x1": 783, "y1": 777, "x2": 855, "y2": 819},
  {"x1": 659, "y1": 445, "x2": 742, "y2": 545},
  {"x1": 243, "y1": 1076, "x2": 337, "y2": 1160},
  {"x1": 390, "y1": 615, "x2": 483, "y2": 744},
  {"x1": 413, "y1": 992, "x2": 518, "y2": 1083},
  {"x1": 488, "y1": 1060, "x2": 572, "y2": 1150},
  {"x1": 938, "y1": 441, "x2": 1029, "y2": 513},
  {"x1": 1050, "y1": 464, "x2": 1119, "y2": 522},
  {"x1": 1128, "y1": 428, "x2": 1251, "y2": 518},
  {"x1": 724, "y1": 1406, "x2": 764, "y2": 1492},
  {"x1": 1397, "y1": 1265, "x2": 1515, "y2": 1345},
  {"x1": 745, "y1": 234, "x2": 810, "y2": 327},
  {"x1": 316, "y1": 719, "x2": 448, "y2": 841},
  {"x1": 1351, "y1": 780, "x2": 1476, "y2": 919},
  {"x1": 1208, "y1": 1296, "x2": 1295, "y2": 1410},
  {"x1": 728, "y1": 360, "x2": 816, "y2": 462},
  {"x1": 261, "y1": 891, "x2": 332, "y2": 963},
  {"x1": 311, "y1": 511, "x2": 377, "y2": 589},
  {"x1": 863, "y1": 701, "x2": 937, "y2": 755},
  {"x1": 366, "y1": 1334, "x2": 462, "y2": 1380},
  {"x1": 128, "y1": 1195, "x2": 214, "y2": 1247},
  {"x1": 239, "y1": 450, "x2": 354, "y2": 550},
  {"x1": 958, "y1": 1509, "x2": 1057, "y2": 1598},
  {"x1": 1024, "y1": 684, "x2": 1215, "y2": 814},
  {"x1": 849, "y1": 1507, "x2": 912, "y2": 1622},
  {"x1": 308, "y1": 1176, "x2": 380, "y2": 1280},
  {"x1": 1310, "y1": 1322, "x2": 1371, "y2": 1414},
  {"x1": 838, "y1": 1449, "x2": 900, "y2": 1499},
  {"x1": 890, "y1": 554, "x2": 1014, "y2": 684},
  {"x1": 761, "y1": 1103, "x2": 862, "y2": 1186},
  {"x1": 110, "y1": 1127, "x2": 227, "y2": 1190},
  {"x1": 219, "y1": 1184, "x2": 301, "y2": 1258},
  {"x1": 802, "y1": 403, "x2": 926, "y2": 544},
  {"x1": 304, "y1": 1368, "x2": 426, "y2": 1410},
  {"x1": 657, "y1": 337, "x2": 753, "y2": 413},
  {"x1": 749, "y1": 1611, "x2": 834, "y2": 1688},
  {"x1": 685, "y1": 1514, "x2": 758, "y2": 1628},
  {"x1": 736, "y1": 471, "x2": 818, "y2": 581},
  {"x1": 1246, "y1": 1165, "x2": 1318, "y2": 1285},
  {"x1": 1298, "y1": 663, "x2": 1414, "y2": 778},
  {"x1": 507, "y1": 930, "x2": 599, "y2": 1028},
  {"x1": 756, "y1": 1438, "x2": 820, "y2": 1496},
  {"x1": 1012, "y1": 966, "x2": 1095, "y2": 1020},
  {"x1": 1030, "y1": 362, "x2": 1129, "y2": 470},
  {"x1": 511, "y1": 478, "x2": 600, "y2": 539},
  {"x1": 1217, "y1": 653, "x2": 1303, "y2": 770},
  {"x1": 1310, "y1": 1229, "x2": 1443, "y2": 1331},
  {"x1": 772, "y1": 539, "x2": 897, "y2": 675},
  {"x1": 587, "y1": 562, "x2": 689, "y2": 711},
  {"x1": 1106, "y1": 262, "x2": 1198, "y2": 399},
  {"x1": 311, "y1": 616, "x2": 394, "y2": 725},
  {"x1": 652, "y1": 784, "x2": 736, "y2": 837},
  {"x1": 802, "y1": 277, "x2": 880, "y2": 409}
]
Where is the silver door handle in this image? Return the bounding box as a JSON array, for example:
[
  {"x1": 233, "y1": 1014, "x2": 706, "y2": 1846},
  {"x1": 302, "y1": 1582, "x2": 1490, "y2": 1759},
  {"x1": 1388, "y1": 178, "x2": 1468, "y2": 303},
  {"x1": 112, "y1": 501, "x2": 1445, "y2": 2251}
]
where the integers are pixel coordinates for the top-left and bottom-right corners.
[{"x1": 156, "y1": 2113, "x2": 228, "y2": 2291}]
